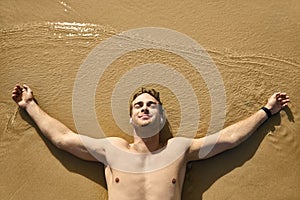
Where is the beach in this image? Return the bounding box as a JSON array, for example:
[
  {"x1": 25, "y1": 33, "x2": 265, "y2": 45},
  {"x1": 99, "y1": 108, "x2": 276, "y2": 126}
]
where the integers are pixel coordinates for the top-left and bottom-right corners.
[{"x1": 1, "y1": 1, "x2": 299, "y2": 199}]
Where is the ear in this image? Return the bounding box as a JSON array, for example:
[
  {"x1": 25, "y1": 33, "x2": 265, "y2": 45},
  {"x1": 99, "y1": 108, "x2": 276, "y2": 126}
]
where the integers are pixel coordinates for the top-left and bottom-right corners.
[
  {"x1": 129, "y1": 118, "x2": 133, "y2": 124},
  {"x1": 160, "y1": 108, "x2": 166, "y2": 125}
]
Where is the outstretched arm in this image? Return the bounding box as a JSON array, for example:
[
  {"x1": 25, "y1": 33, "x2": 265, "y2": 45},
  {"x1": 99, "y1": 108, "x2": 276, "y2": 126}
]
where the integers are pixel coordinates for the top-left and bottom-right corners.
[
  {"x1": 12, "y1": 84, "x2": 99, "y2": 161},
  {"x1": 187, "y1": 92, "x2": 290, "y2": 161}
]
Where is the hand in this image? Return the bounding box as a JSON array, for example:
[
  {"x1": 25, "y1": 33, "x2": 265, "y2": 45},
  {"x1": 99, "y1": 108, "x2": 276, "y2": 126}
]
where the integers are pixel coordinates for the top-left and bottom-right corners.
[
  {"x1": 265, "y1": 92, "x2": 290, "y2": 115},
  {"x1": 12, "y1": 84, "x2": 34, "y2": 109}
]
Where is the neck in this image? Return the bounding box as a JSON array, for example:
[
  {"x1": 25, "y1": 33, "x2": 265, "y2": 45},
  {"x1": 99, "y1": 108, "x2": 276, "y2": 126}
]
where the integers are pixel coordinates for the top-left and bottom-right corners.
[{"x1": 132, "y1": 130, "x2": 161, "y2": 153}]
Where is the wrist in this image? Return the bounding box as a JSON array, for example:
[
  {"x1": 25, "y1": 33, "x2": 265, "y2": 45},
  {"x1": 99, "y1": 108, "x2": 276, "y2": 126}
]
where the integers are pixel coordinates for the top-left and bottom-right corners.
[
  {"x1": 23, "y1": 99, "x2": 37, "y2": 111},
  {"x1": 261, "y1": 106, "x2": 272, "y2": 119},
  {"x1": 264, "y1": 104, "x2": 278, "y2": 115}
]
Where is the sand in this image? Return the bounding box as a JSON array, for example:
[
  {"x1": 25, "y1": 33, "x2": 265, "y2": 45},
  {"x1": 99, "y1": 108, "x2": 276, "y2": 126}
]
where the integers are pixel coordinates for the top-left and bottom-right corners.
[{"x1": 1, "y1": 0, "x2": 299, "y2": 199}]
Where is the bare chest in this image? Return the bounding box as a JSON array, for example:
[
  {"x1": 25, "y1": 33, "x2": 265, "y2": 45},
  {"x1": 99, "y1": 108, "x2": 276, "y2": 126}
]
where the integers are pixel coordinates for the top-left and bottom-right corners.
[{"x1": 105, "y1": 156, "x2": 187, "y2": 200}]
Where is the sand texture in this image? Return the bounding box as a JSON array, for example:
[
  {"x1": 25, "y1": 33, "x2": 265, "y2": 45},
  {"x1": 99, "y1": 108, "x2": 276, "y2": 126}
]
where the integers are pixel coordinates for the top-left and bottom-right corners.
[{"x1": 1, "y1": 0, "x2": 299, "y2": 199}]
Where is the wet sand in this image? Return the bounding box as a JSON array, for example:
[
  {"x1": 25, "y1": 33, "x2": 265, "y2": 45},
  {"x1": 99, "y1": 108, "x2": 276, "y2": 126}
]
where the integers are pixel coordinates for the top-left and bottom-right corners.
[{"x1": 1, "y1": 1, "x2": 299, "y2": 199}]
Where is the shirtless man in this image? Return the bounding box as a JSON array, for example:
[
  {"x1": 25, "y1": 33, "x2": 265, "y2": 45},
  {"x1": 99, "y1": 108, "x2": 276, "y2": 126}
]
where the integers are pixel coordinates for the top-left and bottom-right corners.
[{"x1": 12, "y1": 84, "x2": 290, "y2": 200}]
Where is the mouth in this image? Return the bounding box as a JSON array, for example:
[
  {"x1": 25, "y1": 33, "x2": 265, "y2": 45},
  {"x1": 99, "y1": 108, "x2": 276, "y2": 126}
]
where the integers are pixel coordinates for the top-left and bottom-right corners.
[{"x1": 138, "y1": 114, "x2": 152, "y2": 120}]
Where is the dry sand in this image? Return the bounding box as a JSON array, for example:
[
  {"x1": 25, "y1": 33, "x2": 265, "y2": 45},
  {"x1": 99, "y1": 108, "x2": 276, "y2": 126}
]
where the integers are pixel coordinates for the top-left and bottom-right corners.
[{"x1": 1, "y1": 0, "x2": 299, "y2": 199}]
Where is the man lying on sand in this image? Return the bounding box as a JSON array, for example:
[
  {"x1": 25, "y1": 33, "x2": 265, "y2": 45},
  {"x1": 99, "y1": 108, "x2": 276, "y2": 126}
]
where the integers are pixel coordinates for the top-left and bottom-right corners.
[{"x1": 12, "y1": 84, "x2": 289, "y2": 200}]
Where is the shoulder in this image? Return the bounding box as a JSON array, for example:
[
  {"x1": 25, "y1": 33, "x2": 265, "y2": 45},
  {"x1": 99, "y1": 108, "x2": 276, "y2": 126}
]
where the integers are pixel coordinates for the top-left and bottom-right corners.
[{"x1": 78, "y1": 135, "x2": 129, "y2": 150}]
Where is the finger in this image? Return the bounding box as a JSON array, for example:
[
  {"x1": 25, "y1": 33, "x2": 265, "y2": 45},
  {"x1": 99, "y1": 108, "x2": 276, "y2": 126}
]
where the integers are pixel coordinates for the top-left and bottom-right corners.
[
  {"x1": 12, "y1": 93, "x2": 18, "y2": 100},
  {"x1": 15, "y1": 84, "x2": 21, "y2": 88},
  {"x1": 281, "y1": 99, "x2": 290, "y2": 104},
  {"x1": 274, "y1": 92, "x2": 280, "y2": 98},
  {"x1": 277, "y1": 94, "x2": 286, "y2": 101},
  {"x1": 279, "y1": 93, "x2": 288, "y2": 100},
  {"x1": 280, "y1": 92, "x2": 287, "y2": 96},
  {"x1": 278, "y1": 98, "x2": 289, "y2": 103},
  {"x1": 23, "y1": 84, "x2": 28, "y2": 90},
  {"x1": 14, "y1": 85, "x2": 22, "y2": 91},
  {"x1": 282, "y1": 103, "x2": 288, "y2": 108},
  {"x1": 12, "y1": 90, "x2": 19, "y2": 95},
  {"x1": 13, "y1": 87, "x2": 22, "y2": 94},
  {"x1": 13, "y1": 86, "x2": 21, "y2": 91},
  {"x1": 11, "y1": 95, "x2": 18, "y2": 101},
  {"x1": 23, "y1": 84, "x2": 32, "y2": 93},
  {"x1": 22, "y1": 85, "x2": 28, "y2": 93}
]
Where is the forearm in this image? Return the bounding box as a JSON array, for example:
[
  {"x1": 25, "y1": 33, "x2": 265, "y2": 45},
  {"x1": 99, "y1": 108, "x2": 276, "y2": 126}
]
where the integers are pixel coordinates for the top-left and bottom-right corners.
[
  {"x1": 221, "y1": 109, "x2": 268, "y2": 148},
  {"x1": 25, "y1": 101, "x2": 72, "y2": 146},
  {"x1": 189, "y1": 93, "x2": 289, "y2": 160}
]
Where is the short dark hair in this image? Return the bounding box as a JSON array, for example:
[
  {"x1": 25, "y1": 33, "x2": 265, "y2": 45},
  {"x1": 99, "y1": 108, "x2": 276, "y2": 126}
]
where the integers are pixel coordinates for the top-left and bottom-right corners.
[{"x1": 129, "y1": 87, "x2": 162, "y2": 116}]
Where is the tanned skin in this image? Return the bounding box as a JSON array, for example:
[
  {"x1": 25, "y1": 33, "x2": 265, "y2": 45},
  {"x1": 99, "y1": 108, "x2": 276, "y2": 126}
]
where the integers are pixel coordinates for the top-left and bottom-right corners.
[{"x1": 12, "y1": 84, "x2": 290, "y2": 200}]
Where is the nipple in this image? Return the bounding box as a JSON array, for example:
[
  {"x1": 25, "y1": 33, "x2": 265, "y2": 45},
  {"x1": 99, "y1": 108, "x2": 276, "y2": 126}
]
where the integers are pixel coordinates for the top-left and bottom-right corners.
[
  {"x1": 115, "y1": 177, "x2": 120, "y2": 183},
  {"x1": 172, "y1": 178, "x2": 176, "y2": 184}
]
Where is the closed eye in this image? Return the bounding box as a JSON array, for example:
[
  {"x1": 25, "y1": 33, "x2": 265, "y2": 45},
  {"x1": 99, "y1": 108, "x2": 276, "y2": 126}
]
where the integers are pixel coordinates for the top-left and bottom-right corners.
[
  {"x1": 133, "y1": 101, "x2": 157, "y2": 109},
  {"x1": 146, "y1": 101, "x2": 157, "y2": 108},
  {"x1": 134, "y1": 101, "x2": 144, "y2": 109}
]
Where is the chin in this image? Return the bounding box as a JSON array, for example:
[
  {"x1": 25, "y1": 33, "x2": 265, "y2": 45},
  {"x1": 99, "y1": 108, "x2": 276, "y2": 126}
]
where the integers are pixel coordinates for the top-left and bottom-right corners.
[{"x1": 138, "y1": 121, "x2": 151, "y2": 127}]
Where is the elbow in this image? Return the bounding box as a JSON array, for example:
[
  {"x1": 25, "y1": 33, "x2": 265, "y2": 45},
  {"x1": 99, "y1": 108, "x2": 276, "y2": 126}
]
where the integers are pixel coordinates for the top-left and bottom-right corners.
[
  {"x1": 54, "y1": 135, "x2": 69, "y2": 150},
  {"x1": 54, "y1": 132, "x2": 78, "y2": 152},
  {"x1": 219, "y1": 133, "x2": 242, "y2": 151},
  {"x1": 227, "y1": 134, "x2": 243, "y2": 149}
]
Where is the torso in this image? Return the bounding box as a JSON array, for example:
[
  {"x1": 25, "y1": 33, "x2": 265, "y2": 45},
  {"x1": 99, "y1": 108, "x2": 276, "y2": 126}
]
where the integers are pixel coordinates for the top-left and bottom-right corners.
[{"x1": 103, "y1": 137, "x2": 192, "y2": 200}]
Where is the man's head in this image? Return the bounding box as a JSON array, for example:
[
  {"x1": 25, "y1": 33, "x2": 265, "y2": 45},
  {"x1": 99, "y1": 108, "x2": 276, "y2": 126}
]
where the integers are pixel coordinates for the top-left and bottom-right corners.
[
  {"x1": 129, "y1": 87, "x2": 164, "y2": 128},
  {"x1": 129, "y1": 87, "x2": 162, "y2": 116}
]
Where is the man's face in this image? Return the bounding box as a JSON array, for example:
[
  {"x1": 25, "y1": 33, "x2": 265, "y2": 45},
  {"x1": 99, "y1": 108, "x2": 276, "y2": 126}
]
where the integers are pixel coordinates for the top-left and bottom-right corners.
[{"x1": 131, "y1": 93, "x2": 161, "y2": 127}]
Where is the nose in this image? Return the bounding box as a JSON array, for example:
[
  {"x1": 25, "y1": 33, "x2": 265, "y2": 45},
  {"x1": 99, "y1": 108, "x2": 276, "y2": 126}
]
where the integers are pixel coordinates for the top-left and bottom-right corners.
[{"x1": 141, "y1": 105, "x2": 149, "y2": 114}]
